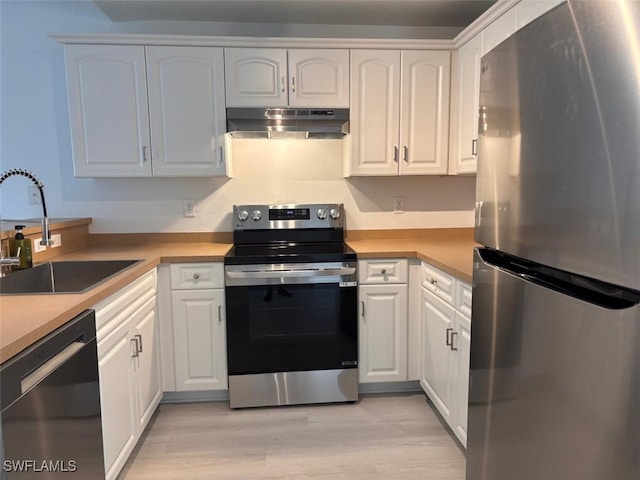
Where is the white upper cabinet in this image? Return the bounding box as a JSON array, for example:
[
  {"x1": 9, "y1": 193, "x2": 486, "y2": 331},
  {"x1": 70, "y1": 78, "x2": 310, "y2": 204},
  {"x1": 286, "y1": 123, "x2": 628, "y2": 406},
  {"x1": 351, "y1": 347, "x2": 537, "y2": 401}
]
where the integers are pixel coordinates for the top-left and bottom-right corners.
[
  {"x1": 348, "y1": 50, "x2": 450, "y2": 176},
  {"x1": 64, "y1": 44, "x2": 229, "y2": 177},
  {"x1": 448, "y1": 0, "x2": 566, "y2": 175},
  {"x1": 516, "y1": 0, "x2": 563, "y2": 30},
  {"x1": 65, "y1": 45, "x2": 152, "y2": 177},
  {"x1": 400, "y1": 51, "x2": 451, "y2": 175},
  {"x1": 224, "y1": 48, "x2": 349, "y2": 108},
  {"x1": 481, "y1": 6, "x2": 518, "y2": 56},
  {"x1": 479, "y1": 0, "x2": 563, "y2": 57},
  {"x1": 146, "y1": 46, "x2": 227, "y2": 177},
  {"x1": 287, "y1": 49, "x2": 350, "y2": 107},
  {"x1": 349, "y1": 50, "x2": 400, "y2": 176},
  {"x1": 449, "y1": 33, "x2": 482, "y2": 175},
  {"x1": 224, "y1": 48, "x2": 288, "y2": 107}
]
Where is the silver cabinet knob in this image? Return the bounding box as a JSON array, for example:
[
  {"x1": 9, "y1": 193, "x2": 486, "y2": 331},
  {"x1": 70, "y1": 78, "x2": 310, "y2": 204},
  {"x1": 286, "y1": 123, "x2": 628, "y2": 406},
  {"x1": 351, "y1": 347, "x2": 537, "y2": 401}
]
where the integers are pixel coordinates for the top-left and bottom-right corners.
[
  {"x1": 329, "y1": 208, "x2": 340, "y2": 219},
  {"x1": 430, "y1": 278, "x2": 438, "y2": 285},
  {"x1": 237, "y1": 209, "x2": 249, "y2": 221},
  {"x1": 251, "y1": 210, "x2": 262, "y2": 221},
  {"x1": 193, "y1": 273, "x2": 200, "y2": 280},
  {"x1": 317, "y1": 208, "x2": 328, "y2": 219},
  {"x1": 381, "y1": 269, "x2": 387, "y2": 275}
]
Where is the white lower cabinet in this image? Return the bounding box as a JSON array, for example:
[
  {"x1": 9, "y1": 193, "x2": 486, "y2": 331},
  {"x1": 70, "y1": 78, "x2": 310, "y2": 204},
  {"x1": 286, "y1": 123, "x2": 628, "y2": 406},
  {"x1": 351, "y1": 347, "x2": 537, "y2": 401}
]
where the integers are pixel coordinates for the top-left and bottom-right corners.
[
  {"x1": 97, "y1": 314, "x2": 137, "y2": 480},
  {"x1": 419, "y1": 261, "x2": 472, "y2": 447},
  {"x1": 133, "y1": 299, "x2": 162, "y2": 429},
  {"x1": 358, "y1": 259, "x2": 409, "y2": 383},
  {"x1": 359, "y1": 284, "x2": 408, "y2": 382},
  {"x1": 167, "y1": 263, "x2": 227, "y2": 391},
  {"x1": 95, "y1": 270, "x2": 161, "y2": 480},
  {"x1": 420, "y1": 287, "x2": 455, "y2": 422},
  {"x1": 452, "y1": 311, "x2": 471, "y2": 446},
  {"x1": 171, "y1": 289, "x2": 227, "y2": 390}
]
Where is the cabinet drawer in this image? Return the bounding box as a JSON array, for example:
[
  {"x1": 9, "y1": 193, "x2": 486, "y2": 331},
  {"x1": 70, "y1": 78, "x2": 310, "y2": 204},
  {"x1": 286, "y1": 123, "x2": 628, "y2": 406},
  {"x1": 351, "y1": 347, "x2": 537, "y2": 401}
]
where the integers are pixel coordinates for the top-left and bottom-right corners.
[
  {"x1": 95, "y1": 269, "x2": 157, "y2": 341},
  {"x1": 421, "y1": 262, "x2": 456, "y2": 305},
  {"x1": 358, "y1": 259, "x2": 408, "y2": 284},
  {"x1": 456, "y1": 281, "x2": 472, "y2": 319},
  {"x1": 170, "y1": 263, "x2": 224, "y2": 290}
]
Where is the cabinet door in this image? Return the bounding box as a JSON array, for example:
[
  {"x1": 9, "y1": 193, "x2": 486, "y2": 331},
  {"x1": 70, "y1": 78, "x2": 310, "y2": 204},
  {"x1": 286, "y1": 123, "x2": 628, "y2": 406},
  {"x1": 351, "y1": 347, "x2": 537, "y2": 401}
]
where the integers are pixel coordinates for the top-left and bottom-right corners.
[
  {"x1": 452, "y1": 312, "x2": 471, "y2": 448},
  {"x1": 171, "y1": 289, "x2": 227, "y2": 391},
  {"x1": 451, "y1": 34, "x2": 482, "y2": 174},
  {"x1": 358, "y1": 258, "x2": 408, "y2": 285},
  {"x1": 420, "y1": 287, "x2": 455, "y2": 422},
  {"x1": 398, "y1": 51, "x2": 451, "y2": 175},
  {"x1": 97, "y1": 319, "x2": 138, "y2": 480},
  {"x1": 146, "y1": 46, "x2": 228, "y2": 177},
  {"x1": 65, "y1": 44, "x2": 152, "y2": 177},
  {"x1": 224, "y1": 48, "x2": 288, "y2": 107},
  {"x1": 288, "y1": 49, "x2": 349, "y2": 108},
  {"x1": 349, "y1": 50, "x2": 401, "y2": 176},
  {"x1": 133, "y1": 296, "x2": 162, "y2": 431},
  {"x1": 359, "y1": 284, "x2": 408, "y2": 383}
]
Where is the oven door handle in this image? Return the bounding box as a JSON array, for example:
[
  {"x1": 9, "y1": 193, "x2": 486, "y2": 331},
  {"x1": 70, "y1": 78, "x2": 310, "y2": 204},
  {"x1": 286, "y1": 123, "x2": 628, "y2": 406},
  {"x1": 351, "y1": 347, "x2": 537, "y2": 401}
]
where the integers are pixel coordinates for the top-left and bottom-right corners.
[{"x1": 226, "y1": 267, "x2": 356, "y2": 279}]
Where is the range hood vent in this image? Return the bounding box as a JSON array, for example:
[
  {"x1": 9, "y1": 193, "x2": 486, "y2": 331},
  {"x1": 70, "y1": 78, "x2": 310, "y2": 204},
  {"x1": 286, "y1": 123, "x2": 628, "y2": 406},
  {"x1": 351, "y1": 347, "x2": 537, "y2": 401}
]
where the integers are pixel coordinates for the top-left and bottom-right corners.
[{"x1": 226, "y1": 108, "x2": 349, "y2": 139}]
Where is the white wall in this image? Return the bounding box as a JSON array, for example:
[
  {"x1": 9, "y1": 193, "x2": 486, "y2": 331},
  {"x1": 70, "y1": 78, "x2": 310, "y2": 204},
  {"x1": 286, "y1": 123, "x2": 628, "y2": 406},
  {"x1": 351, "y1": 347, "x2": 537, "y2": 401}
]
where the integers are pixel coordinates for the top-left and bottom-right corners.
[{"x1": 0, "y1": 0, "x2": 474, "y2": 233}]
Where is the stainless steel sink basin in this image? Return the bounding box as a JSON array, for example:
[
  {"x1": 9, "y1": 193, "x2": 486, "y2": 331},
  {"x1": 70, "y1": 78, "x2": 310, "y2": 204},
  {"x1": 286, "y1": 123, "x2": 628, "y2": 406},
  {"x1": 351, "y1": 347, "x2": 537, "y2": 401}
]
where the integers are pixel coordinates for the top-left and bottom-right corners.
[{"x1": 0, "y1": 260, "x2": 141, "y2": 295}]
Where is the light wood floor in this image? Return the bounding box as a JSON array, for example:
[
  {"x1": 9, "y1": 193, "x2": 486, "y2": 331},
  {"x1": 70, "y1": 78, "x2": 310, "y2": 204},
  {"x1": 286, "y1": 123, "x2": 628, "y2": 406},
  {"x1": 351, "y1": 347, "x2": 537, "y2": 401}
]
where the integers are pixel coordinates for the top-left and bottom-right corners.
[{"x1": 119, "y1": 393, "x2": 466, "y2": 480}]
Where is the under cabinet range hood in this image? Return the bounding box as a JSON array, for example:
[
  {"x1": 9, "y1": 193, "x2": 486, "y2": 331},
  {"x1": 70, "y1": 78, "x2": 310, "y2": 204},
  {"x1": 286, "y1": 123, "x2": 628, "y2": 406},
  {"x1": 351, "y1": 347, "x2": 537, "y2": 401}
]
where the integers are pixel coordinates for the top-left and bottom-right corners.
[{"x1": 226, "y1": 108, "x2": 349, "y2": 139}]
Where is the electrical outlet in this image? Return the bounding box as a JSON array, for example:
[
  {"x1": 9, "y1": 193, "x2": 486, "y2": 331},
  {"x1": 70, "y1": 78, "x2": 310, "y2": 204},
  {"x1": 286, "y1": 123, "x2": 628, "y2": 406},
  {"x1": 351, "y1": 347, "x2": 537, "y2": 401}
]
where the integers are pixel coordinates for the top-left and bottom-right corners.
[
  {"x1": 33, "y1": 238, "x2": 47, "y2": 253},
  {"x1": 28, "y1": 186, "x2": 41, "y2": 205},
  {"x1": 183, "y1": 199, "x2": 196, "y2": 217},
  {"x1": 51, "y1": 234, "x2": 62, "y2": 248},
  {"x1": 393, "y1": 196, "x2": 405, "y2": 214}
]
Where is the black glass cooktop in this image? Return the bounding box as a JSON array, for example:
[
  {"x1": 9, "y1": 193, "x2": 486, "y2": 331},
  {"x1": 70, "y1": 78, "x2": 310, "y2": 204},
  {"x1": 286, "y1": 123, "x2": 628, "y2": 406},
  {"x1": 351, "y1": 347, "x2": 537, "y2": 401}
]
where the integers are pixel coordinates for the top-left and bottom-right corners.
[{"x1": 224, "y1": 242, "x2": 357, "y2": 265}]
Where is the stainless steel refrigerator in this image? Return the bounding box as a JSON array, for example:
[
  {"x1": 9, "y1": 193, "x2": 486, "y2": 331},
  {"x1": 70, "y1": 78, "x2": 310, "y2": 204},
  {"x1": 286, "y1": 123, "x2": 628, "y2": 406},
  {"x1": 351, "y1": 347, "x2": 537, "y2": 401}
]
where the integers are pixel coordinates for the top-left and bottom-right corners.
[{"x1": 469, "y1": 2, "x2": 640, "y2": 479}]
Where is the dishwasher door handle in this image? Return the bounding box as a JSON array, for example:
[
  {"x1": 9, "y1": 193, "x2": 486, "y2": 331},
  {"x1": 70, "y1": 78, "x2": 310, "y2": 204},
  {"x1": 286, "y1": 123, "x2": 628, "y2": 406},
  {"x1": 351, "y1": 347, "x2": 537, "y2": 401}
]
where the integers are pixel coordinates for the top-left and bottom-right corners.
[{"x1": 21, "y1": 341, "x2": 86, "y2": 394}]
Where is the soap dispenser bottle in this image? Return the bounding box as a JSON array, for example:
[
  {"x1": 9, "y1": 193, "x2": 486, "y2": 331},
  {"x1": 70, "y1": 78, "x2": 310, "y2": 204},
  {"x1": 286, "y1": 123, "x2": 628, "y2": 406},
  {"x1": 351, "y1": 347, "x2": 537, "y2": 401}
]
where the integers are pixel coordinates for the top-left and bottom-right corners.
[{"x1": 9, "y1": 225, "x2": 33, "y2": 270}]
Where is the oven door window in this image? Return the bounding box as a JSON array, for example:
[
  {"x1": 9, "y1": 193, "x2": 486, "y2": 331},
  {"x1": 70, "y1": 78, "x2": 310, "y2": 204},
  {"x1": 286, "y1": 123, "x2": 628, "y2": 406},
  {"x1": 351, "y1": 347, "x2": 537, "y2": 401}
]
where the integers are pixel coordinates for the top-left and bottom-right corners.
[{"x1": 226, "y1": 283, "x2": 357, "y2": 375}]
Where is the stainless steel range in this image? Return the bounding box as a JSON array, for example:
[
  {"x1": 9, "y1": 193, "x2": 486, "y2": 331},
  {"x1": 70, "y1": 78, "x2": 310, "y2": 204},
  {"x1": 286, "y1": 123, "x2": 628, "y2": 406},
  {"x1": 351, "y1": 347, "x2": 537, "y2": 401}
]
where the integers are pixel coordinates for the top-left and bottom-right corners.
[{"x1": 224, "y1": 203, "x2": 358, "y2": 409}]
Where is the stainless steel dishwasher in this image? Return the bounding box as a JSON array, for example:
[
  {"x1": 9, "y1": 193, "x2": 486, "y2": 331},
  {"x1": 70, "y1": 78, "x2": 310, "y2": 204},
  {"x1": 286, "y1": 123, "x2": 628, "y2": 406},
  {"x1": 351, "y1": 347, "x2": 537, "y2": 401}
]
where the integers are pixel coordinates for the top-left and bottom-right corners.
[{"x1": 0, "y1": 309, "x2": 105, "y2": 479}]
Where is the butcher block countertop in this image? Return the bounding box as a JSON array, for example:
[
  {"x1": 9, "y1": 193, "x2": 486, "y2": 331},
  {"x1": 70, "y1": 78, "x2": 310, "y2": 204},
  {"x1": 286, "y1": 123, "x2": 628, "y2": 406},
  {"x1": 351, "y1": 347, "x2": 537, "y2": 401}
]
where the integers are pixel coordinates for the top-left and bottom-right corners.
[
  {"x1": 347, "y1": 227, "x2": 477, "y2": 283},
  {"x1": 1, "y1": 228, "x2": 476, "y2": 364},
  {"x1": 0, "y1": 243, "x2": 231, "y2": 364}
]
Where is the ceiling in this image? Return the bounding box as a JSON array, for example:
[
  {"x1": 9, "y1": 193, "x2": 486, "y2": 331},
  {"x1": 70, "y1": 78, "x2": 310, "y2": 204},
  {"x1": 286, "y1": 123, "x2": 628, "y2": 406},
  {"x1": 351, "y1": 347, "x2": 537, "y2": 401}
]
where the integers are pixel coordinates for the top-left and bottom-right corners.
[{"x1": 93, "y1": 0, "x2": 497, "y2": 27}]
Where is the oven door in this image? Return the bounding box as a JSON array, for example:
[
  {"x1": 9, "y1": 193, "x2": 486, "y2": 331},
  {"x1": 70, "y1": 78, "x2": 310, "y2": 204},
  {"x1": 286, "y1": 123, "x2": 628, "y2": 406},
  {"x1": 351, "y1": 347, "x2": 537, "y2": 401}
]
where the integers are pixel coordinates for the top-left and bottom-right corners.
[{"x1": 225, "y1": 262, "x2": 358, "y2": 376}]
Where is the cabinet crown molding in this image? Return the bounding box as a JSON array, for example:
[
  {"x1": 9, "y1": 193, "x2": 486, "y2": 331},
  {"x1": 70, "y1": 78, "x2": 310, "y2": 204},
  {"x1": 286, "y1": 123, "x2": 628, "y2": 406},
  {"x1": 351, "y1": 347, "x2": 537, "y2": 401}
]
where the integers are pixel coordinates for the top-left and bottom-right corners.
[
  {"x1": 452, "y1": 0, "x2": 519, "y2": 47},
  {"x1": 50, "y1": 33, "x2": 453, "y2": 50}
]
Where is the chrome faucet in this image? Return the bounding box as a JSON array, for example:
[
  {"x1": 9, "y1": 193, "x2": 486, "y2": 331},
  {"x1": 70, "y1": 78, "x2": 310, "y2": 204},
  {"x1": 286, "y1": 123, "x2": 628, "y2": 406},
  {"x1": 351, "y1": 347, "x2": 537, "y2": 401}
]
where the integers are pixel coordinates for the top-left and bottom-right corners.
[{"x1": 0, "y1": 169, "x2": 54, "y2": 247}]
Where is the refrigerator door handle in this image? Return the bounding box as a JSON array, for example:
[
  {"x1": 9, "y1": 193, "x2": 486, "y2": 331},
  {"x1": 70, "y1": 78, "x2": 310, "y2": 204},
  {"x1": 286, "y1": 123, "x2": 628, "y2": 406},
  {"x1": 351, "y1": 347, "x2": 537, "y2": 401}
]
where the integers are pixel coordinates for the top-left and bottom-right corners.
[{"x1": 477, "y1": 248, "x2": 640, "y2": 310}]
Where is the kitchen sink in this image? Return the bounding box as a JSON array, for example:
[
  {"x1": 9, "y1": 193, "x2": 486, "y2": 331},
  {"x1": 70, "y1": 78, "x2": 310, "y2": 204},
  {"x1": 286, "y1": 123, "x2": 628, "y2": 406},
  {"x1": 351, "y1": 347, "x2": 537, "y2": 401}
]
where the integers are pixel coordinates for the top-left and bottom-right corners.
[{"x1": 0, "y1": 259, "x2": 141, "y2": 295}]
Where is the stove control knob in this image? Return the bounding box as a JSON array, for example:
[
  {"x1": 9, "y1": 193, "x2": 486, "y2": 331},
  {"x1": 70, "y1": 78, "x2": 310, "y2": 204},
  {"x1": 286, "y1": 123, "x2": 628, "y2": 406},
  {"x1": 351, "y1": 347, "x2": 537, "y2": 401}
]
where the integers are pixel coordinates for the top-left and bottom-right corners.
[
  {"x1": 317, "y1": 208, "x2": 328, "y2": 220},
  {"x1": 329, "y1": 208, "x2": 341, "y2": 220},
  {"x1": 251, "y1": 210, "x2": 262, "y2": 221},
  {"x1": 237, "y1": 209, "x2": 249, "y2": 221}
]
